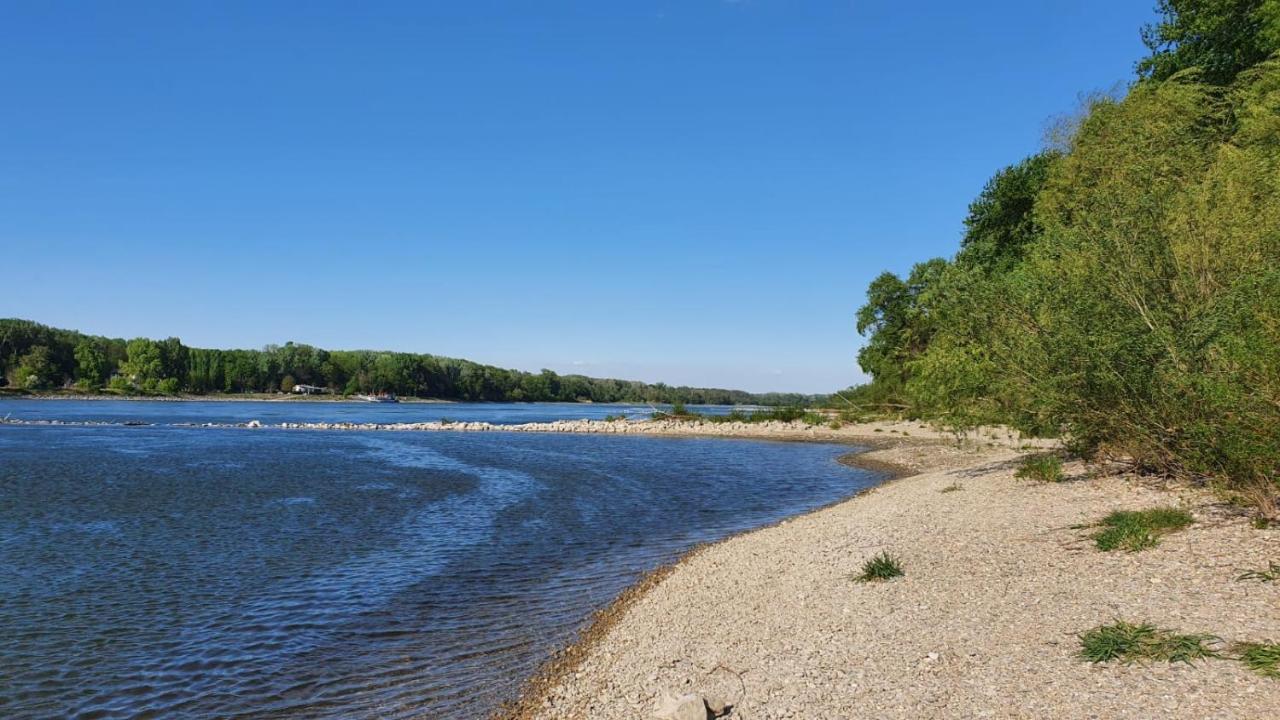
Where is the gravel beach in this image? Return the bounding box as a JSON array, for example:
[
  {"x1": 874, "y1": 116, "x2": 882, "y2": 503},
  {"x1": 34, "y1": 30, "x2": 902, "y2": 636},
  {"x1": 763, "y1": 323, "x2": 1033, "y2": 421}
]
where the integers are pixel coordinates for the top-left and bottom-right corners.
[{"x1": 502, "y1": 425, "x2": 1280, "y2": 720}]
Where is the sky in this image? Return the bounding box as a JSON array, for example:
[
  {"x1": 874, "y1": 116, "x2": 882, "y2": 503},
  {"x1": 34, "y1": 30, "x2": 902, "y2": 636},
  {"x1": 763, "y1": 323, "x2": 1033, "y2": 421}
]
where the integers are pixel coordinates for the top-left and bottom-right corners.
[{"x1": 1, "y1": 1, "x2": 1156, "y2": 394}]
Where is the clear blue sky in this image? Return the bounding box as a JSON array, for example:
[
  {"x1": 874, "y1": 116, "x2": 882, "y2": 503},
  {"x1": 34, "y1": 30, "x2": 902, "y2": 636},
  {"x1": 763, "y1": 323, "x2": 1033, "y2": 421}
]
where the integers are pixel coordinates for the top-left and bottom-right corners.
[{"x1": 2, "y1": 1, "x2": 1155, "y2": 394}]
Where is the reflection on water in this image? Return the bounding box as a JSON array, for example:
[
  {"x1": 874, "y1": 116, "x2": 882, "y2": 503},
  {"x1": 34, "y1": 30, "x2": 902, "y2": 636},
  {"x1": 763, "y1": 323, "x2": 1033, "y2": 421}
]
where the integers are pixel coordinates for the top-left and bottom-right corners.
[{"x1": 0, "y1": 406, "x2": 879, "y2": 719}]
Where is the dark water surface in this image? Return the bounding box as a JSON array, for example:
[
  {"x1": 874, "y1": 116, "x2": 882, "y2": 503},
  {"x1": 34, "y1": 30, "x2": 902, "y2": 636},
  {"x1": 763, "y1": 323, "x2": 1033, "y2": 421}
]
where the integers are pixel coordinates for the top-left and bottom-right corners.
[{"x1": 0, "y1": 401, "x2": 880, "y2": 719}]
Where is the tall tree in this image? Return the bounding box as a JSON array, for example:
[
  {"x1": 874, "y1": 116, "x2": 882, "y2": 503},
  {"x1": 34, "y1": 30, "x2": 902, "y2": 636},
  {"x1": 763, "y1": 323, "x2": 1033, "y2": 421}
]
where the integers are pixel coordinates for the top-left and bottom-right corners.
[
  {"x1": 955, "y1": 153, "x2": 1057, "y2": 274},
  {"x1": 73, "y1": 340, "x2": 109, "y2": 388},
  {"x1": 1138, "y1": 0, "x2": 1280, "y2": 84}
]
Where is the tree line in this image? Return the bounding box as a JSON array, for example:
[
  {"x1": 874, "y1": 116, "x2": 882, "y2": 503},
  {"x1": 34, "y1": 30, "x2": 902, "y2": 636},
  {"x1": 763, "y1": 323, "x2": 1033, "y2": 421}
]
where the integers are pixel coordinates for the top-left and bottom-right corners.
[
  {"x1": 0, "y1": 318, "x2": 814, "y2": 406},
  {"x1": 851, "y1": 0, "x2": 1280, "y2": 506}
]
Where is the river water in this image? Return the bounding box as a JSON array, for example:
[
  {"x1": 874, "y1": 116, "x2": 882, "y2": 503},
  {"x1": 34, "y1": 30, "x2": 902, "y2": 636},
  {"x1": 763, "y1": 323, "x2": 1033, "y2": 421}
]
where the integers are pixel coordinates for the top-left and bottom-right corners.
[{"x1": 0, "y1": 399, "x2": 880, "y2": 719}]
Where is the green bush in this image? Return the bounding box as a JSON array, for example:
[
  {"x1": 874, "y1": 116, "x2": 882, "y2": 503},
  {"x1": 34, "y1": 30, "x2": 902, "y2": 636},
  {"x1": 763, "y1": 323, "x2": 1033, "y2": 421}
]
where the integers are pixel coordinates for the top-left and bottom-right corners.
[
  {"x1": 1236, "y1": 642, "x2": 1280, "y2": 678},
  {"x1": 1093, "y1": 507, "x2": 1194, "y2": 552},
  {"x1": 1015, "y1": 454, "x2": 1065, "y2": 483},
  {"x1": 1079, "y1": 621, "x2": 1219, "y2": 665},
  {"x1": 854, "y1": 56, "x2": 1280, "y2": 510},
  {"x1": 855, "y1": 552, "x2": 904, "y2": 582}
]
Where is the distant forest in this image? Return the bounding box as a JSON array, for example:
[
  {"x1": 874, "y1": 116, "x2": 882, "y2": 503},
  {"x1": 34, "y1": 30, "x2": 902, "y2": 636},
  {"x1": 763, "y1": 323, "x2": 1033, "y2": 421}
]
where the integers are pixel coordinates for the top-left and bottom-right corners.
[{"x1": 0, "y1": 318, "x2": 813, "y2": 405}]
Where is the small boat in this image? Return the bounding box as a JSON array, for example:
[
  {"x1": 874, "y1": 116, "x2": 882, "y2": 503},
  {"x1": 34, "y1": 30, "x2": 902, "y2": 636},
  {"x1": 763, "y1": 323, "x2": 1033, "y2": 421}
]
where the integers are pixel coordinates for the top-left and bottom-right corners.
[{"x1": 360, "y1": 393, "x2": 399, "y2": 403}]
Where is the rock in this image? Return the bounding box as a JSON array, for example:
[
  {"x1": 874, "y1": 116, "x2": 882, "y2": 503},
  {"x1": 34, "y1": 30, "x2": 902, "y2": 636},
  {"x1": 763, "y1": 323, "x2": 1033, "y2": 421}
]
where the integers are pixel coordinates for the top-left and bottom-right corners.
[
  {"x1": 704, "y1": 693, "x2": 733, "y2": 717},
  {"x1": 653, "y1": 691, "x2": 710, "y2": 720}
]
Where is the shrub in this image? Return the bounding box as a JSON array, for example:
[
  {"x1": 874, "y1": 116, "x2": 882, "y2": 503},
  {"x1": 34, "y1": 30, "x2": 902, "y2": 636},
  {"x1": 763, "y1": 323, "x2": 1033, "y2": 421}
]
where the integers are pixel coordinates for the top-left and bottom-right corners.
[
  {"x1": 1079, "y1": 621, "x2": 1219, "y2": 665},
  {"x1": 855, "y1": 552, "x2": 904, "y2": 582},
  {"x1": 1016, "y1": 454, "x2": 1065, "y2": 483},
  {"x1": 1093, "y1": 507, "x2": 1193, "y2": 552}
]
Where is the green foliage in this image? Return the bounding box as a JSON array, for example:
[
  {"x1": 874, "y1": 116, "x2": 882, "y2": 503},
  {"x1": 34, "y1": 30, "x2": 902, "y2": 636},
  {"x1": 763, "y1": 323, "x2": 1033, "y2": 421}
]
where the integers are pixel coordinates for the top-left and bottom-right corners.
[
  {"x1": 120, "y1": 338, "x2": 163, "y2": 391},
  {"x1": 1236, "y1": 641, "x2": 1280, "y2": 677},
  {"x1": 1236, "y1": 561, "x2": 1280, "y2": 581},
  {"x1": 1016, "y1": 454, "x2": 1065, "y2": 483},
  {"x1": 11, "y1": 345, "x2": 57, "y2": 390},
  {"x1": 702, "y1": 406, "x2": 826, "y2": 425},
  {"x1": 854, "y1": 47, "x2": 1280, "y2": 507},
  {"x1": 1079, "y1": 621, "x2": 1220, "y2": 664},
  {"x1": 854, "y1": 258, "x2": 949, "y2": 395},
  {"x1": 0, "y1": 318, "x2": 806, "y2": 405},
  {"x1": 855, "y1": 552, "x2": 904, "y2": 582},
  {"x1": 956, "y1": 153, "x2": 1058, "y2": 275},
  {"x1": 1092, "y1": 508, "x2": 1194, "y2": 552},
  {"x1": 1138, "y1": 0, "x2": 1280, "y2": 84},
  {"x1": 73, "y1": 340, "x2": 109, "y2": 389}
]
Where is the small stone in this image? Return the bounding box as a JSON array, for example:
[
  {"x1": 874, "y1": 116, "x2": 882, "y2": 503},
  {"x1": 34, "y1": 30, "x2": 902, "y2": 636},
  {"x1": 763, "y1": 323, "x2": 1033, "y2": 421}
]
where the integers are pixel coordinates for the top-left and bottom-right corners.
[
  {"x1": 653, "y1": 692, "x2": 710, "y2": 720},
  {"x1": 705, "y1": 693, "x2": 733, "y2": 716}
]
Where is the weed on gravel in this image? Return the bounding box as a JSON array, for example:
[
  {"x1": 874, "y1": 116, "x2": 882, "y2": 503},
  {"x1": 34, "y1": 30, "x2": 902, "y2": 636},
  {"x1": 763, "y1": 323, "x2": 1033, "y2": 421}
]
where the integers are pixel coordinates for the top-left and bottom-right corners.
[
  {"x1": 1237, "y1": 561, "x2": 1280, "y2": 582},
  {"x1": 1092, "y1": 507, "x2": 1193, "y2": 552},
  {"x1": 940, "y1": 483, "x2": 963, "y2": 493},
  {"x1": 1236, "y1": 642, "x2": 1280, "y2": 678},
  {"x1": 855, "y1": 552, "x2": 904, "y2": 582},
  {"x1": 1016, "y1": 453, "x2": 1064, "y2": 483},
  {"x1": 1079, "y1": 621, "x2": 1219, "y2": 665}
]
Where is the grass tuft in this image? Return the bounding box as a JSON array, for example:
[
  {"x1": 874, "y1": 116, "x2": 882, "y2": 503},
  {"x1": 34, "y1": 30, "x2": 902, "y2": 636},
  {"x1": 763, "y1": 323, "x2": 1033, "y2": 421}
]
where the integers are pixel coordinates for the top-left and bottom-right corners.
[
  {"x1": 1092, "y1": 507, "x2": 1193, "y2": 552},
  {"x1": 1079, "y1": 621, "x2": 1219, "y2": 665},
  {"x1": 855, "y1": 552, "x2": 904, "y2": 582},
  {"x1": 1236, "y1": 642, "x2": 1280, "y2": 678},
  {"x1": 940, "y1": 483, "x2": 963, "y2": 493},
  {"x1": 1237, "y1": 561, "x2": 1280, "y2": 583},
  {"x1": 1016, "y1": 453, "x2": 1065, "y2": 483}
]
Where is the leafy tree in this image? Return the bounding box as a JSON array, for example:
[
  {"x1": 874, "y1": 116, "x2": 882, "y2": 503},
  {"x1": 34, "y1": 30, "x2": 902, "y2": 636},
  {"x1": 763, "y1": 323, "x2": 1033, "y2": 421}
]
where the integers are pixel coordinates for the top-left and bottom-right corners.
[
  {"x1": 955, "y1": 153, "x2": 1057, "y2": 274},
  {"x1": 73, "y1": 340, "x2": 109, "y2": 388},
  {"x1": 121, "y1": 338, "x2": 164, "y2": 391},
  {"x1": 855, "y1": 258, "x2": 948, "y2": 394},
  {"x1": 1138, "y1": 0, "x2": 1280, "y2": 84},
  {"x1": 11, "y1": 345, "x2": 57, "y2": 389}
]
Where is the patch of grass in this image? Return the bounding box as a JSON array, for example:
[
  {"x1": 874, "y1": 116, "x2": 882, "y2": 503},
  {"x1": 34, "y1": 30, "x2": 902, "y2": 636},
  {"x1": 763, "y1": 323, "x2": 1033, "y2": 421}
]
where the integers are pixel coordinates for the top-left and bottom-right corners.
[
  {"x1": 1079, "y1": 621, "x2": 1219, "y2": 665},
  {"x1": 1237, "y1": 561, "x2": 1280, "y2": 583},
  {"x1": 940, "y1": 483, "x2": 963, "y2": 493},
  {"x1": 855, "y1": 552, "x2": 904, "y2": 582},
  {"x1": 1236, "y1": 642, "x2": 1280, "y2": 678},
  {"x1": 1254, "y1": 517, "x2": 1274, "y2": 530},
  {"x1": 1015, "y1": 453, "x2": 1065, "y2": 483},
  {"x1": 1092, "y1": 507, "x2": 1193, "y2": 552}
]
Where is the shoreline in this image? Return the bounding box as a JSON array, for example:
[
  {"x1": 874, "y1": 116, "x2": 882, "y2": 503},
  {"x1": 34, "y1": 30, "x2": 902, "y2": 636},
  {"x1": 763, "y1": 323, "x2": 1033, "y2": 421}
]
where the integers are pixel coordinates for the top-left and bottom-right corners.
[
  {"x1": 496, "y1": 431, "x2": 1280, "y2": 719},
  {"x1": 0, "y1": 414, "x2": 1027, "y2": 449},
  {"x1": 495, "y1": 437, "x2": 936, "y2": 720}
]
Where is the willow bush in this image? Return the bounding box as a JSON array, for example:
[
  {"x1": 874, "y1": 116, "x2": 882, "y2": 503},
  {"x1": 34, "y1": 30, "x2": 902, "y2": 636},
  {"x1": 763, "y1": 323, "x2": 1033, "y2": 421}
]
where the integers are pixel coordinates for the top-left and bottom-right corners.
[{"x1": 863, "y1": 60, "x2": 1280, "y2": 510}]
